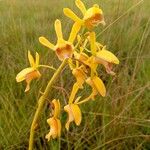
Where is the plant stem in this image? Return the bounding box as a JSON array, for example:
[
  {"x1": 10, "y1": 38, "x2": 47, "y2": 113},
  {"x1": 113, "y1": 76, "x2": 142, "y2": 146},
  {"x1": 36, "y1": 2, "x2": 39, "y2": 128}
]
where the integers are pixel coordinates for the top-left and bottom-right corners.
[
  {"x1": 38, "y1": 65, "x2": 56, "y2": 70},
  {"x1": 28, "y1": 59, "x2": 68, "y2": 150},
  {"x1": 102, "y1": 100, "x2": 106, "y2": 150}
]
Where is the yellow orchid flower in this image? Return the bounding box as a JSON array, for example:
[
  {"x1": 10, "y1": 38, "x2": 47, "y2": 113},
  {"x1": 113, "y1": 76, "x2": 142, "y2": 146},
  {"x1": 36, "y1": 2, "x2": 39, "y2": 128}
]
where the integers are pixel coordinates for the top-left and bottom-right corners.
[
  {"x1": 45, "y1": 99, "x2": 61, "y2": 141},
  {"x1": 39, "y1": 19, "x2": 81, "y2": 61},
  {"x1": 63, "y1": 0, "x2": 105, "y2": 30},
  {"x1": 16, "y1": 51, "x2": 41, "y2": 92},
  {"x1": 64, "y1": 103, "x2": 82, "y2": 131},
  {"x1": 69, "y1": 66, "x2": 87, "y2": 104},
  {"x1": 45, "y1": 117, "x2": 61, "y2": 141},
  {"x1": 95, "y1": 46, "x2": 119, "y2": 75},
  {"x1": 86, "y1": 30, "x2": 119, "y2": 75},
  {"x1": 76, "y1": 76, "x2": 106, "y2": 105}
]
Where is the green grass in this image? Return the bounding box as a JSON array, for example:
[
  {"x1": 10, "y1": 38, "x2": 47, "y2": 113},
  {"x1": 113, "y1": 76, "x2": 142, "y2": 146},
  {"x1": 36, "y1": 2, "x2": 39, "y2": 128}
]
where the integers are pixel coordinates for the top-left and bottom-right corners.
[{"x1": 0, "y1": 0, "x2": 150, "y2": 149}]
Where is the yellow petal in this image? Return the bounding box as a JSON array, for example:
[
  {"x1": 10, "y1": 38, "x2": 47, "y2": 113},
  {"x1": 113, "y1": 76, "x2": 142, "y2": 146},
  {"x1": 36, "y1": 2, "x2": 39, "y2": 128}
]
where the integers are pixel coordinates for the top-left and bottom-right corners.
[
  {"x1": 92, "y1": 76, "x2": 106, "y2": 97},
  {"x1": 25, "y1": 70, "x2": 41, "y2": 92},
  {"x1": 64, "y1": 105, "x2": 74, "y2": 131},
  {"x1": 64, "y1": 104, "x2": 82, "y2": 131},
  {"x1": 86, "y1": 77, "x2": 98, "y2": 100},
  {"x1": 57, "y1": 119, "x2": 61, "y2": 137},
  {"x1": 71, "y1": 104, "x2": 82, "y2": 126},
  {"x1": 75, "y1": 0, "x2": 86, "y2": 15},
  {"x1": 16, "y1": 67, "x2": 34, "y2": 82},
  {"x1": 28, "y1": 51, "x2": 35, "y2": 67},
  {"x1": 52, "y1": 99, "x2": 61, "y2": 118},
  {"x1": 35, "y1": 52, "x2": 40, "y2": 67},
  {"x1": 96, "y1": 49, "x2": 119, "y2": 64},
  {"x1": 89, "y1": 32, "x2": 96, "y2": 55},
  {"x1": 46, "y1": 117, "x2": 61, "y2": 140},
  {"x1": 72, "y1": 67, "x2": 87, "y2": 87},
  {"x1": 84, "y1": 6, "x2": 103, "y2": 20},
  {"x1": 39, "y1": 36, "x2": 55, "y2": 50},
  {"x1": 68, "y1": 22, "x2": 81, "y2": 43},
  {"x1": 63, "y1": 8, "x2": 83, "y2": 24},
  {"x1": 83, "y1": 6, "x2": 104, "y2": 29},
  {"x1": 55, "y1": 19, "x2": 64, "y2": 43},
  {"x1": 69, "y1": 82, "x2": 80, "y2": 104}
]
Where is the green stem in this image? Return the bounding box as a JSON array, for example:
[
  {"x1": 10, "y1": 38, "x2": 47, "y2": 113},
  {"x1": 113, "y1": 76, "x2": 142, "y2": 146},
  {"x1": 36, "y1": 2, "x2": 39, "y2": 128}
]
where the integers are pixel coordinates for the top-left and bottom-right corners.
[
  {"x1": 38, "y1": 65, "x2": 56, "y2": 70},
  {"x1": 102, "y1": 100, "x2": 106, "y2": 150},
  {"x1": 28, "y1": 59, "x2": 68, "y2": 150}
]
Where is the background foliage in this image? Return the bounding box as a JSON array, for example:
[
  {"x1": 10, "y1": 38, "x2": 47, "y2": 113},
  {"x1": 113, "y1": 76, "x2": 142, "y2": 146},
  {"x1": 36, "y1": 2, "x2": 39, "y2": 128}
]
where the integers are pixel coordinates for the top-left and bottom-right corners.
[{"x1": 0, "y1": 0, "x2": 150, "y2": 149}]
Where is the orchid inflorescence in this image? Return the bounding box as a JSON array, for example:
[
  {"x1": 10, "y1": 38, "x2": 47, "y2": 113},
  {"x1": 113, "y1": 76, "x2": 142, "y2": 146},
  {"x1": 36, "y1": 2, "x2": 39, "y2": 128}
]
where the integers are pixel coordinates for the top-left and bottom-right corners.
[{"x1": 16, "y1": 0, "x2": 119, "y2": 146}]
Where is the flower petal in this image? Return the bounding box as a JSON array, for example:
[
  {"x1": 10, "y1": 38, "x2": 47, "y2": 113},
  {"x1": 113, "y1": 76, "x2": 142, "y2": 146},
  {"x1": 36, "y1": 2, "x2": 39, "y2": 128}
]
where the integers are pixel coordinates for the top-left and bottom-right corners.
[
  {"x1": 71, "y1": 104, "x2": 82, "y2": 126},
  {"x1": 83, "y1": 6, "x2": 104, "y2": 29},
  {"x1": 25, "y1": 70, "x2": 41, "y2": 92},
  {"x1": 39, "y1": 36, "x2": 55, "y2": 50},
  {"x1": 64, "y1": 105, "x2": 74, "y2": 131},
  {"x1": 46, "y1": 117, "x2": 61, "y2": 140},
  {"x1": 72, "y1": 67, "x2": 87, "y2": 87},
  {"x1": 92, "y1": 76, "x2": 106, "y2": 97},
  {"x1": 69, "y1": 82, "x2": 80, "y2": 104},
  {"x1": 68, "y1": 22, "x2": 81, "y2": 43},
  {"x1": 57, "y1": 119, "x2": 61, "y2": 137},
  {"x1": 96, "y1": 49, "x2": 119, "y2": 64},
  {"x1": 86, "y1": 77, "x2": 98, "y2": 100},
  {"x1": 64, "y1": 104, "x2": 82, "y2": 130},
  {"x1": 52, "y1": 99, "x2": 61, "y2": 118},
  {"x1": 16, "y1": 67, "x2": 34, "y2": 82},
  {"x1": 63, "y1": 8, "x2": 83, "y2": 24},
  {"x1": 75, "y1": 0, "x2": 86, "y2": 15},
  {"x1": 55, "y1": 19, "x2": 64, "y2": 44},
  {"x1": 35, "y1": 52, "x2": 40, "y2": 67},
  {"x1": 28, "y1": 51, "x2": 35, "y2": 67},
  {"x1": 83, "y1": 6, "x2": 103, "y2": 20}
]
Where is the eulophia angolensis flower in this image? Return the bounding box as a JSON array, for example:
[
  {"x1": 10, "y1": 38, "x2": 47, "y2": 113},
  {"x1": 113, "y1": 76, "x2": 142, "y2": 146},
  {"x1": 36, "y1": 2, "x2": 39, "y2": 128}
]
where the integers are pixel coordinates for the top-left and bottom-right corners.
[
  {"x1": 16, "y1": 0, "x2": 120, "y2": 143},
  {"x1": 63, "y1": 0, "x2": 105, "y2": 30},
  {"x1": 46, "y1": 99, "x2": 61, "y2": 140},
  {"x1": 39, "y1": 19, "x2": 81, "y2": 61},
  {"x1": 16, "y1": 51, "x2": 41, "y2": 92}
]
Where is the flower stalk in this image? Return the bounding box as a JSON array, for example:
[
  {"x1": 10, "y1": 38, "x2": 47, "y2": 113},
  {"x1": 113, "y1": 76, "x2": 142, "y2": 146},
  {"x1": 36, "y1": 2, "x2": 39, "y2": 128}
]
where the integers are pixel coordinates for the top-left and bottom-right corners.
[
  {"x1": 28, "y1": 59, "x2": 68, "y2": 150},
  {"x1": 15, "y1": 0, "x2": 120, "y2": 148}
]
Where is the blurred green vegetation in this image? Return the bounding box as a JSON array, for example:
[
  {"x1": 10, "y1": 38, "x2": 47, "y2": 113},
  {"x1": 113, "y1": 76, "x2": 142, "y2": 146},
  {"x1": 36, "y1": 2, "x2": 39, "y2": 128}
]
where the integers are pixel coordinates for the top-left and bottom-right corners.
[{"x1": 0, "y1": 0, "x2": 150, "y2": 149}]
